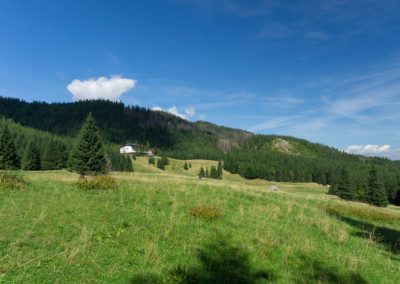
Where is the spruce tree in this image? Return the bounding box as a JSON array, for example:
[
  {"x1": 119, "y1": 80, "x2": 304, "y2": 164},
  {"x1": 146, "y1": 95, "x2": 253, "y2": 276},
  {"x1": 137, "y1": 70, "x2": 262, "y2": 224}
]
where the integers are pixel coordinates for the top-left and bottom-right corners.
[
  {"x1": 69, "y1": 113, "x2": 107, "y2": 177},
  {"x1": 199, "y1": 167, "x2": 205, "y2": 179},
  {"x1": 366, "y1": 166, "x2": 388, "y2": 207},
  {"x1": 124, "y1": 156, "x2": 133, "y2": 172},
  {"x1": 22, "y1": 141, "x2": 41, "y2": 170},
  {"x1": 157, "y1": 158, "x2": 165, "y2": 170},
  {"x1": 184, "y1": 162, "x2": 189, "y2": 170},
  {"x1": 217, "y1": 161, "x2": 223, "y2": 179},
  {"x1": 42, "y1": 139, "x2": 67, "y2": 170},
  {"x1": 0, "y1": 123, "x2": 20, "y2": 169},
  {"x1": 336, "y1": 167, "x2": 354, "y2": 200}
]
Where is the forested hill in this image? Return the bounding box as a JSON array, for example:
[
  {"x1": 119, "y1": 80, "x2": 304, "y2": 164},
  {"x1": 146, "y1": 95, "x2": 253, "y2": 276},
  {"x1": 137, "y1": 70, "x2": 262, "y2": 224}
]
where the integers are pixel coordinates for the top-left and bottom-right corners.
[{"x1": 0, "y1": 96, "x2": 251, "y2": 159}]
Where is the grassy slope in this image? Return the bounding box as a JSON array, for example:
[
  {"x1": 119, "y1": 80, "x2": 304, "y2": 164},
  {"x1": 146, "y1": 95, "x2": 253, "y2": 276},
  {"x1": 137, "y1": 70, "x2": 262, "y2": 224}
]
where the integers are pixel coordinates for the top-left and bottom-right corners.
[{"x1": 0, "y1": 158, "x2": 399, "y2": 283}]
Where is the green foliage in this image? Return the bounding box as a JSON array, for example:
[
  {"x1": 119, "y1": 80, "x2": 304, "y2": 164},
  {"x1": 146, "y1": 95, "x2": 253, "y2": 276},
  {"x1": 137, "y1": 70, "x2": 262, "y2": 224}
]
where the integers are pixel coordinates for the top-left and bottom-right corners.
[
  {"x1": 199, "y1": 167, "x2": 205, "y2": 179},
  {"x1": 217, "y1": 161, "x2": 223, "y2": 178},
  {"x1": 21, "y1": 141, "x2": 41, "y2": 170},
  {"x1": 366, "y1": 166, "x2": 388, "y2": 207},
  {"x1": 148, "y1": 156, "x2": 155, "y2": 165},
  {"x1": 41, "y1": 138, "x2": 68, "y2": 170},
  {"x1": 107, "y1": 151, "x2": 133, "y2": 172},
  {"x1": 161, "y1": 156, "x2": 169, "y2": 165},
  {"x1": 0, "y1": 171, "x2": 25, "y2": 190},
  {"x1": 157, "y1": 158, "x2": 165, "y2": 170},
  {"x1": 336, "y1": 167, "x2": 355, "y2": 201},
  {"x1": 183, "y1": 162, "x2": 189, "y2": 170},
  {"x1": 75, "y1": 175, "x2": 118, "y2": 191},
  {"x1": 0, "y1": 123, "x2": 20, "y2": 170},
  {"x1": 69, "y1": 114, "x2": 107, "y2": 177}
]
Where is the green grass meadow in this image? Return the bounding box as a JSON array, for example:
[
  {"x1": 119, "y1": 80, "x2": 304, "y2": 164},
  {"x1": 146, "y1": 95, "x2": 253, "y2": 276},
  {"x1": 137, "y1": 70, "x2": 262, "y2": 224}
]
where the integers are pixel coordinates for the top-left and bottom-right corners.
[{"x1": 1, "y1": 157, "x2": 400, "y2": 283}]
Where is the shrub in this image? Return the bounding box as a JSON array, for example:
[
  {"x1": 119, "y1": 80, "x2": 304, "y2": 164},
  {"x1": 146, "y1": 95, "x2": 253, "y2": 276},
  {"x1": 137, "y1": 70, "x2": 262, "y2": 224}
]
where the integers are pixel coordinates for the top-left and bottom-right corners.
[
  {"x1": 188, "y1": 206, "x2": 224, "y2": 221},
  {"x1": 76, "y1": 175, "x2": 118, "y2": 191},
  {"x1": 0, "y1": 171, "x2": 25, "y2": 190}
]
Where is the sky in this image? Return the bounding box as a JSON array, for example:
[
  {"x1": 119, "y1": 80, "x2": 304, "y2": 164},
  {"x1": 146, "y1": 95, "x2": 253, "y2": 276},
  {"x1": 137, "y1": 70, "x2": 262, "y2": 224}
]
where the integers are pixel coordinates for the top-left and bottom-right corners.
[{"x1": 1, "y1": 0, "x2": 400, "y2": 159}]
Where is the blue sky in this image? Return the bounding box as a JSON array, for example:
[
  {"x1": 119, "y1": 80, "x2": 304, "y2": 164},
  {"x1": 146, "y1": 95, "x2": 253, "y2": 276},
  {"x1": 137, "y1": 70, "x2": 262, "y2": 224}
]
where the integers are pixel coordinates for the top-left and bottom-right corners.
[{"x1": 1, "y1": 0, "x2": 400, "y2": 158}]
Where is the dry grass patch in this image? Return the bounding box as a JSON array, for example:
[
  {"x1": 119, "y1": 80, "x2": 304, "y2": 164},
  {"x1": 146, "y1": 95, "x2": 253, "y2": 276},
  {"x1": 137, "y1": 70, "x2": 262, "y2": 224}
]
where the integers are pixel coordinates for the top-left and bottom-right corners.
[
  {"x1": 324, "y1": 203, "x2": 400, "y2": 223},
  {"x1": 0, "y1": 171, "x2": 25, "y2": 190},
  {"x1": 187, "y1": 206, "x2": 224, "y2": 221},
  {"x1": 75, "y1": 175, "x2": 118, "y2": 191}
]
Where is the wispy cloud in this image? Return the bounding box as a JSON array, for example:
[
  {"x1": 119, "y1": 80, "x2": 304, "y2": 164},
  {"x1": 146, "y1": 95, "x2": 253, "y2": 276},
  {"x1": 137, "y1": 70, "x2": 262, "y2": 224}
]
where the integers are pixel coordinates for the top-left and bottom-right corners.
[
  {"x1": 151, "y1": 105, "x2": 196, "y2": 120},
  {"x1": 346, "y1": 144, "x2": 400, "y2": 160}
]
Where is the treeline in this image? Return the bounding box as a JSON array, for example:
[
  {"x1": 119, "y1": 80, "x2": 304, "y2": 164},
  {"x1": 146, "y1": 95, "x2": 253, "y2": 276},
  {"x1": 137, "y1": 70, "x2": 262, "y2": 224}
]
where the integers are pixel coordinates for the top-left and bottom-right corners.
[
  {"x1": 224, "y1": 135, "x2": 400, "y2": 206},
  {"x1": 0, "y1": 97, "x2": 250, "y2": 160},
  {"x1": 0, "y1": 118, "x2": 132, "y2": 172},
  {"x1": 329, "y1": 166, "x2": 395, "y2": 207}
]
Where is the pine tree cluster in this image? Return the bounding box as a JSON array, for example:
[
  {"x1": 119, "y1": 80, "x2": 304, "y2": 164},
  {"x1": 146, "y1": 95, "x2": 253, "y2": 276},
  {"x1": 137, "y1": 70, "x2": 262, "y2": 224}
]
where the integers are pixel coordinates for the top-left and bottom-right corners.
[
  {"x1": 198, "y1": 161, "x2": 223, "y2": 179},
  {"x1": 329, "y1": 166, "x2": 388, "y2": 207}
]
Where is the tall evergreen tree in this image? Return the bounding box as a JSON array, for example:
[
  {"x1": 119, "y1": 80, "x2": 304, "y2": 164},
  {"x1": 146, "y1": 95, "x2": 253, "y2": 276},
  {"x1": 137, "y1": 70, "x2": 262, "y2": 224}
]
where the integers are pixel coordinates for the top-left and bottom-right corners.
[
  {"x1": 157, "y1": 158, "x2": 165, "y2": 170},
  {"x1": 199, "y1": 167, "x2": 205, "y2": 179},
  {"x1": 366, "y1": 166, "x2": 388, "y2": 207},
  {"x1": 0, "y1": 123, "x2": 20, "y2": 169},
  {"x1": 42, "y1": 139, "x2": 68, "y2": 170},
  {"x1": 69, "y1": 113, "x2": 107, "y2": 177},
  {"x1": 336, "y1": 167, "x2": 354, "y2": 200},
  {"x1": 22, "y1": 141, "x2": 41, "y2": 170},
  {"x1": 123, "y1": 156, "x2": 133, "y2": 172},
  {"x1": 217, "y1": 161, "x2": 223, "y2": 179}
]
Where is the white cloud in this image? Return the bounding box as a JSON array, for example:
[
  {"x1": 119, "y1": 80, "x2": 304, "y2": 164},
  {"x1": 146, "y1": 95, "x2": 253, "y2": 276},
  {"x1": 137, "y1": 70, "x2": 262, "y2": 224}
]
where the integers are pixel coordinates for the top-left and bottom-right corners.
[
  {"x1": 346, "y1": 144, "x2": 400, "y2": 160},
  {"x1": 185, "y1": 107, "x2": 196, "y2": 117},
  {"x1": 151, "y1": 106, "x2": 162, "y2": 111},
  {"x1": 67, "y1": 76, "x2": 136, "y2": 101},
  {"x1": 151, "y1": 105, "x2": 196, "y2": 120}
]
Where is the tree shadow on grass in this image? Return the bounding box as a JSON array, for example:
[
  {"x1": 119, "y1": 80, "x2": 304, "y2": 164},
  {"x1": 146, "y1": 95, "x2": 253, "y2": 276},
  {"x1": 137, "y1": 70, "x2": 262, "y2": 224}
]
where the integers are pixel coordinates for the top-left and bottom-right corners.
[
  {"x1": 295, "y1": 255, "x2": 368, "y2": 284},
  {"x1": 131, "y1": 238, "x2": 274, "y2": 283},
  {"x1": 327, "y1": 211, "x2": 400, "y2": 255}
]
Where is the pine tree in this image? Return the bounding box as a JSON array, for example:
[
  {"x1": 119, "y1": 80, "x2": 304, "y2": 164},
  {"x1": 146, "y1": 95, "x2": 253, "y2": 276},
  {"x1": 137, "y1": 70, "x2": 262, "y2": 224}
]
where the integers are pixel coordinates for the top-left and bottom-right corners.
[
  {"x1": 148, "y1": 156, "x2": 155, "y2": 165},
  {"x1": 210, "y1": 165, "x2": 217, "y2": 179},
  {"x1": 184, "y1": 162, "x2": 189, "y2": 170},
  {"x1": 366, "y1": 166, "x2": 388, "y2": 207},
  {"x1": 217, "y1": 161, "x2": 223, "y2": 179},
  {"x1": 0, "y1": 123, "x2": 20, "y2": 169},
  {"x1": 336, "y1": 167, "x2": 354, "y2": 200},
  {"x1": 189, "y1": 162, "x2": 192, "y2": 168},
  {"x1": 157, "y1": 158, "x2": 165, "y2": 170},
  {"x1": 199, "y1": 167, "x2": 205, "y2": 179},
  {"x1": 161, "y1": 156, "x2": 169, "y2": 166},
  {"x1": 124, "y1": 156, "x2": 133, "y2": 172},
  {"x1": 42, "y1": 139, "x2": 68, "y2": 170},
  {"x1": 69, "y1": 113, "x2": 107, "y2": 177},
  {"x1": 22, "y1": 141, "x2": 41, "y2": 170}
]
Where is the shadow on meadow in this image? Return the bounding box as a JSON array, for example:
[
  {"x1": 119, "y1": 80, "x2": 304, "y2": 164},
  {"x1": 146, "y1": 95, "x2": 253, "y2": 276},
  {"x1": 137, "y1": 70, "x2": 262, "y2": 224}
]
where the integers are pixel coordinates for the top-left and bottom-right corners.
[
  {"x1": 295, "y1": 255, "x2": 368, "y2": 284},
  {"x1": 327, "y1": 210, "x2": 400, "y2": 255},
  {"x1": 131, "y1": 238, "x2": 274, "y2": 283}
]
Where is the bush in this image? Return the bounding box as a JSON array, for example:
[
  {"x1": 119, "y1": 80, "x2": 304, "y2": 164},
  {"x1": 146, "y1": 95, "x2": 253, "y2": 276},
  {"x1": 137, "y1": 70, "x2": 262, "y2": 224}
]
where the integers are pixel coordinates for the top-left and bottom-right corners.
[
  {"x1": 0, "y1": 171, "x2": 25, "y2": 190},
  {"x1": 76, "y1": 175, "x2": 118, "y2": 191},
  {"x1": 188, "y1": 206, "x2": 224, "y2": 221}
]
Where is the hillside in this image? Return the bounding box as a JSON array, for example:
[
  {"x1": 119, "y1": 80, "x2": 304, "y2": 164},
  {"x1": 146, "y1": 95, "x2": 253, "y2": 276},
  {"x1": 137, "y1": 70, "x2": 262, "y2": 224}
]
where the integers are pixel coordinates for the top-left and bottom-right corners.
[
  {"x1": 1, "y1": 158, "x2": 399, "y2": 282},
  {"x1": 1, "y1": 96, "x2": 400, "y2": 206},
  {"x1": 0, "y1": 97, "x2": 251, "y2": 159}
]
